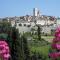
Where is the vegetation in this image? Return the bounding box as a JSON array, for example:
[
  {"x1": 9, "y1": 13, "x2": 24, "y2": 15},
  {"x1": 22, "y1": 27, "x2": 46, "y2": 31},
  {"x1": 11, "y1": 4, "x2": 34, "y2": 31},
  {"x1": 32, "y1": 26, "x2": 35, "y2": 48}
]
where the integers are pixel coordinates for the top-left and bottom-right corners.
[
  {"x1": 29, "y1": 43, "x2": 50, "y2": 60},
  {"x1": 37, "y1": 25, "x2": 41, "y2": 41},
  {"x1": 21, "y1": 35, "x2": 30, "y2": 60},
  {"x1": 0, "y1": 21, "x2": 54, "y2": 60}
]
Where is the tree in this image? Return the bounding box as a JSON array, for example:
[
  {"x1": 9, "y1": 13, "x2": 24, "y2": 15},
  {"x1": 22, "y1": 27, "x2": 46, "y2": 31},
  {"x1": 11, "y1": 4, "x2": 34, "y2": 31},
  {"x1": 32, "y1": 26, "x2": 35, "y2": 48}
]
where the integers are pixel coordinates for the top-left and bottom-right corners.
[
  {"x1": 21, "y1": 35, "x2": 30, "y2": 60},
  {"x1": 31, "y1": 52, "x2": 37, "y2": 60},
  {"x1": 0, "y1": 21, "x2": 31, "y2": 60},
  {"x1": 7, "y1": 28, "x2": 13, "y2": 60},
  {"x1": 11, "y1": 27, "x2": 25, "y2": 60},
  {"x1": 15, "y1": 29, "x2": 24, "y2": 60},
  {"x1": 0, "y1": 22, "x2": 11, "y2": 33},
  {"x1": 11, "y1": 27, "x2": 19, "y2": 60},
  {"x1": 37, "y1": 25, "x2": 41, "y2": 41}
]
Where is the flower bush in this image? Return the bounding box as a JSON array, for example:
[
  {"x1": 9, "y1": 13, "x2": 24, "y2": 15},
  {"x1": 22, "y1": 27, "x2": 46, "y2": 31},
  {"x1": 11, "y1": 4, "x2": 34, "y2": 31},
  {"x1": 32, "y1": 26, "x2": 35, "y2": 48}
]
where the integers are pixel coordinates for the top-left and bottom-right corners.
[
  {"x1": 49, "y1": 27, "x2": 60, "y2": 60},
  {"x1": 0, "y1": 40, "x2": 10, "y2": 60}
]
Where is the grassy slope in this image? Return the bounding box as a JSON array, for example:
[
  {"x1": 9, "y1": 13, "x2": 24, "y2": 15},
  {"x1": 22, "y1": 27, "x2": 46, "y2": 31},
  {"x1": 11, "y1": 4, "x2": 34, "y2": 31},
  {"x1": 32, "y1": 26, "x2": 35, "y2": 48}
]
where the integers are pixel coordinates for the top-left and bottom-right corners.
[
  {"x1": 29, "y1": 36, "x2": 52, "y2": 56},
  {"x1": 30, "y1": 45, "x2": 50, "y2": 56},
  {"x1": 26, "y1": 34, "x2": 53, "y2": 58}
]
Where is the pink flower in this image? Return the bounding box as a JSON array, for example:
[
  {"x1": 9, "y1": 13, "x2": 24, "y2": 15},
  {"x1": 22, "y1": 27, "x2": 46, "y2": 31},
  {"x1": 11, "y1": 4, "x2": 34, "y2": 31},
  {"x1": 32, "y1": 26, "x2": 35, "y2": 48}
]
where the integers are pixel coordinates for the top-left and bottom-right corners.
[
  {"x1": 53, "y1": 38, "x2": 57, "y2": 43},
  {"x1": 57, "y1": 52, "x2": 60, "y2": 57},
  {"x1": 49, "y1": 52, "x2": 59, "y2": 58},
  {"x1": 3, "y1": 54, "x2": 10, "y2": 58},
  {"x1": 55, "y1": 32, "x2": 60, "y2": 37},
  {"x1": 53, "y1": 37, "x2": 60, "y2": 43},
  {"x1": 49, "y1": 27, "x2": 60, "y2": 59},
  {"x1": 51, "y1": 43, "x2": 60, "y2": 50},
  {"x1": 0, "y1": 41, "x2": 8, "y2": 46},
  {"x1": 54, "y1": 27, "x2": 60, "y2": 37},
  {"x1": 51, "y1": 43, "x2": 56, "y2": 49},
  {"x1": 56, "y1": 44, "x2": 60, "y2": 50},
  {"x1": 48, "y1": 52, "x2": 60, "y2": 59},
  {"x1": 55, "y1": 27, "x2": 60, "y2": 33},
  {"x1": 0, "y1": 40, "x2": 10, "y2": 60}
]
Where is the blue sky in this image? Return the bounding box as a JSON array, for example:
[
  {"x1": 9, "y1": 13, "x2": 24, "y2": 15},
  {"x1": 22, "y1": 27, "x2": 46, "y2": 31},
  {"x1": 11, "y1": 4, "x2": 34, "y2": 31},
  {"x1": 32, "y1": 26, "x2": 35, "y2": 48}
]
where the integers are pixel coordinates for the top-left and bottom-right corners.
[{"x1": 0, "y1": 0, "x2": 60, "y2": 17}]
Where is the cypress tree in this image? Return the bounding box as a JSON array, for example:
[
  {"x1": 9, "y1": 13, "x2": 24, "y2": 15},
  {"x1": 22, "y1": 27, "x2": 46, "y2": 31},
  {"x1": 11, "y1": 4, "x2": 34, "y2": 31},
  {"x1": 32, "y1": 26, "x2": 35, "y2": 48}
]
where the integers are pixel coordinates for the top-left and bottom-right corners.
[
  {"x1": 15, "y1": 29, "x2": 24, "y2": 60},
  {"x1": 31, "y1": 52, "x2": 38, "y2": 60},
  {"x1": 21, "y1": 35, "x2": 30, "y2": 60},
  {"x1": 37, "y1": 25, "x2": 41, "y2": 41},
  {"x1": 11, "y1": 27, "x2": 19, "y2": 60},
  {"x1": 7, "y1": 34, "x2": 12, "y2": 60},
  {"x1": 11, "y1": 27, "x2": 24, "y2": 60}
]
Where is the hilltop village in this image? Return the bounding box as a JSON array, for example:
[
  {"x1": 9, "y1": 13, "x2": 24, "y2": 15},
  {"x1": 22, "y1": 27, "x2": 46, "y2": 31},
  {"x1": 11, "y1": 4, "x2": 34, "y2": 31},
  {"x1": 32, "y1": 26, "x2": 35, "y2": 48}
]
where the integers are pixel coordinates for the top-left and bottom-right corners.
[{"x1": 0, "y1": 8, "x2": 60, "y2": 34}]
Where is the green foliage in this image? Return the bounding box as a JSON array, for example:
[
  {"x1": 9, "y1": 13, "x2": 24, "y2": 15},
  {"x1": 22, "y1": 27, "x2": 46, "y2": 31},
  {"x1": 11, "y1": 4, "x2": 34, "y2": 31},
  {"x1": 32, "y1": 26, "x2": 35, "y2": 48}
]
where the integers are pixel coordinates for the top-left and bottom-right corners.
[
  {"x1": 0, "y1": 22, "x2": 11, "y2": 33},
  {"x1": 11, "y1": 27, "x2": 24, "y2": 60},
  {"x1": 0, "y1": 21, "x2": 53, "y2": 60},
  {"x1": 24, "y1": 32, "x2": 31, "y2": 37},
  {"x1": 0, "y1": 33, "x2": 8, "y2": 39},
  {"x1": 30, "y1": 45, "x2": 50, "y2": 56},
  {"x1": 51, "y1": 29, "x2": 55, "y2": 35},
  {"x1": 31, "y1": 51, "x2": 50, "y2": 60},
  {"x1": 21, "y1": 35, "x2": 30, "y2": 60},
  {"x1": 29, "y1": 38, "x2": 50, "y2": 60},
  {"x1": 31, "y1": 52, "x2": 38, "y2": 60},
  {"x1": 0, "y1": 21, "x2": 31, "y2": 60},
  {"x1": 37, "y1": 25, "x2": 41, "y2": 41},
  {"x1": 11, "y1": 27, "x2": 30, "y2": 60},
  {"x1": 15, "y1": 29, "x2": 24, "y2": 60}
]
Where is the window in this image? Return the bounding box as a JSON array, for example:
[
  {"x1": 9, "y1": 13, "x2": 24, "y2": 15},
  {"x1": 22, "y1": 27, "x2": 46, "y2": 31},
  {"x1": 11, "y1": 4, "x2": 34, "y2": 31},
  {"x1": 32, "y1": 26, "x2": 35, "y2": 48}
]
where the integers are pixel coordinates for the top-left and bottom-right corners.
[
  {"x1": 24, "y1": 24, "x2": 26, "y2": 26},
  {"x1": 27, "y1": 25, "x2": 31, "y2": 27},
  {"x1": 19, "y1": 24, "x2": 22, "y2": 26},
  {"x1": 16, "y1": 20, "x2": 19, "y2": 23}
]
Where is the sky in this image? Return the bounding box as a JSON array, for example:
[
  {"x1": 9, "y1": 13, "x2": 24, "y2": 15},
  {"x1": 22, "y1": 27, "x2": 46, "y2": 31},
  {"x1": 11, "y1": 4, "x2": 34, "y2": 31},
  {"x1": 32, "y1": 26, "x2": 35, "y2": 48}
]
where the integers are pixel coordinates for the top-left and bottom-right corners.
[{"x1": 0, "y1": 0, "x2": 60, "y2": 18}]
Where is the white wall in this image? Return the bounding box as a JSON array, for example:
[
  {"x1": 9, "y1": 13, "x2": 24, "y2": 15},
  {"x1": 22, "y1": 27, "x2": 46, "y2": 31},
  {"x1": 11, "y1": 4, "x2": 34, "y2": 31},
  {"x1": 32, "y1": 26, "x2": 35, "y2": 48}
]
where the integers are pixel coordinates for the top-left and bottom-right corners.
[
  {"x1": 36, "y1": 20, "x2": 45, "y2": 25},
  {"x1": 41, "y1": 26, "x2": 51, "y2": 34},
  {"x1": 16, "y1": 22, "x2": 35, "y2": 33},
  {"x1": 11, "y1": 20, "x2": 15, "y2": 27}
]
